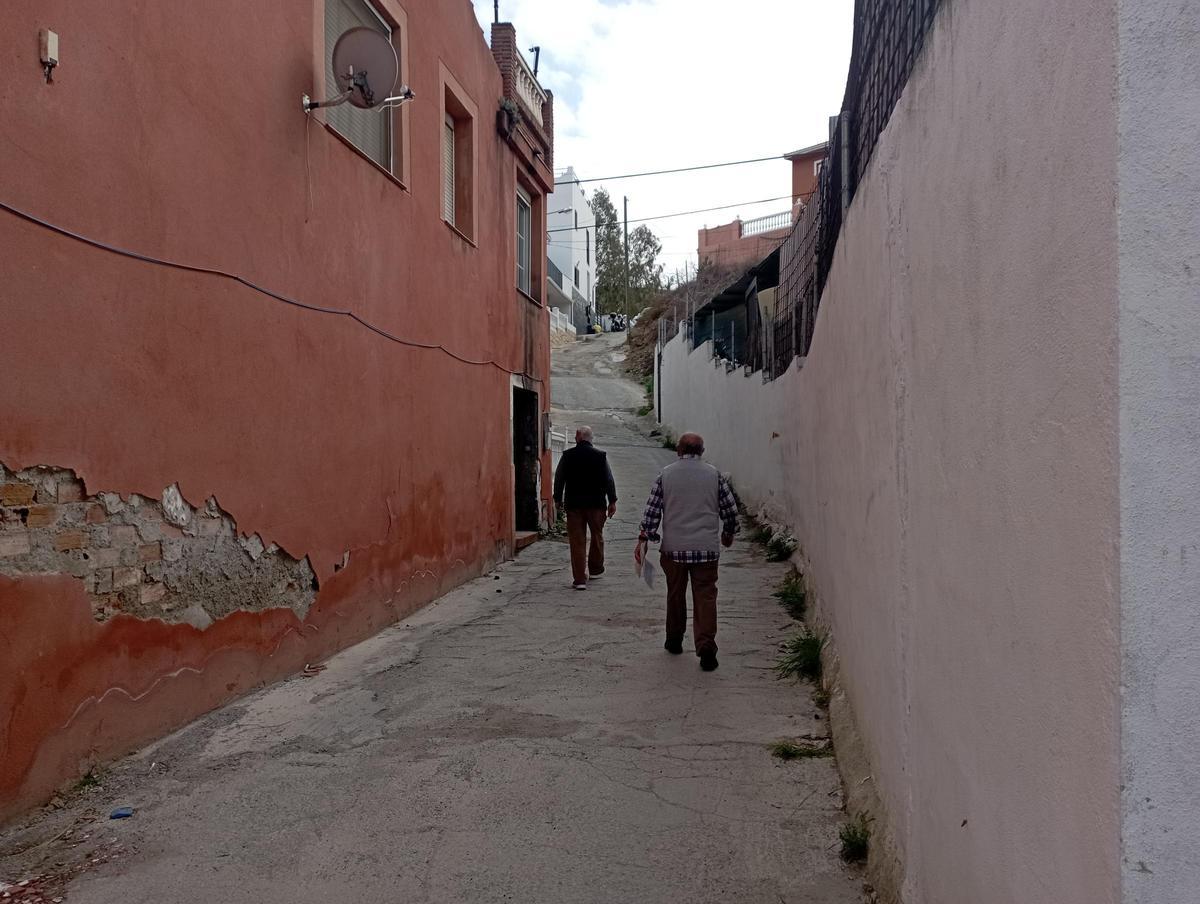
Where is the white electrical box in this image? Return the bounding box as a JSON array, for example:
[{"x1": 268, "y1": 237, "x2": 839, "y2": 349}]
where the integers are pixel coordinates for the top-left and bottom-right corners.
[{"x1": 39, "y1": 29, "x2": 58, "y2": 66}]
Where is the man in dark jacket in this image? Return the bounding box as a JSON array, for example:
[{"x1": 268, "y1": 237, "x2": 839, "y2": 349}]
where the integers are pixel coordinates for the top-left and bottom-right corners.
[{"x1": 553, "y1": 426, "x2": 618, "y2": 590}]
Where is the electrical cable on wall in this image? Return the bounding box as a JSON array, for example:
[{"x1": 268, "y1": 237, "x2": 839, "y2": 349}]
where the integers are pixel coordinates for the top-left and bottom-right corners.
[{"x1": 0, "y1": 199, "x2": 540, "y2": 382}]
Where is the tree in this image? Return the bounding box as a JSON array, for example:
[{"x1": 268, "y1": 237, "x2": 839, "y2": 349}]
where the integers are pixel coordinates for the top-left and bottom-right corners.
[
  {"x1": 628, "y1": 225, "x2": 664, "y2": 310},
  {"x1": 590, "y1": 188, "x2": 625, "y2": 316},
  {"x1": 589, "y1": 188, "x2": 665, "y2": 316}
]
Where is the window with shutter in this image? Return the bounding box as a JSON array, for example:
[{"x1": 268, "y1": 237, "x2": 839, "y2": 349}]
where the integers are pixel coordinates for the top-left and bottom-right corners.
[
  {"x1": 516, "y1": 190, "x2": 532, "y2": 295},
  {"x1": 443, "y1": 116, "x2": 456, "y2": 225},
  {"x1": 441, "y1": 76, "x2": 475, "y2": 240},
  {"x1": 325, "y1": 0, "x2": 392, "y2": 170}
]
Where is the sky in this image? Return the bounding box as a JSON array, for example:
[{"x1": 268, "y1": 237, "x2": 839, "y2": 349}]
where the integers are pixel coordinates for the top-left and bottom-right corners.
[{"x1": 472, "y1": 0, "x2": 854, "y2": 277}]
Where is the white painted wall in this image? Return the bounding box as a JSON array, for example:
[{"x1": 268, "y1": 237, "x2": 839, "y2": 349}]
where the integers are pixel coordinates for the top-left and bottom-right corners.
[
  {"x1": 1117, "y1": 1, "x2": 1200, "y2": 899},
  {"x1": 547, "y1": 167, "x2": 595, "y2": 322},
  {"x1": 658, "y1": 0, "x2": 1137, "y2": 900}
]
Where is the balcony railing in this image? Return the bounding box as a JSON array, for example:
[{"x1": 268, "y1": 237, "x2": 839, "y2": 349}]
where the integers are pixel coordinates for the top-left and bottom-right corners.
[
  {"x1": 741, "y1": 209, "x2": 792, "y2": 238},
  {"x1": 515, "y1": 51, "x2": 547, "y2": 126}
]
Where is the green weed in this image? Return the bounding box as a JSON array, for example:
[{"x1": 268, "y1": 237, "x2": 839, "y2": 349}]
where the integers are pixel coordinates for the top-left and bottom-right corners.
[
  {"x1": 766, "y1": 533, "x2": 797, "y2": 562},
  {"x1": 774, "y1": 628, "x2": 824, "y2": 682},
  {"x1": 749, "y1": 523, "x2": 774, "y2": 546},
  {"x1": 839, "y1": 812, "x2": 871, "y2": 863},
  {"x1": 773, "y1": 570, "x2": 807, "y2": 620}
]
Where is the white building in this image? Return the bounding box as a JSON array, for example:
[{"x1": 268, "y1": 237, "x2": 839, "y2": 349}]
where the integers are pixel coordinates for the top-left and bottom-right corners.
[{"x1": 546, "y1": 166, "x2": 595, "y2": 333}]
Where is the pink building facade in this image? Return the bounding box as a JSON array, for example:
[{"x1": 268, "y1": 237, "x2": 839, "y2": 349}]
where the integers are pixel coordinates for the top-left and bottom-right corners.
[{"x1": 1, "y1": 0, "x2": 555, "y2": 820}]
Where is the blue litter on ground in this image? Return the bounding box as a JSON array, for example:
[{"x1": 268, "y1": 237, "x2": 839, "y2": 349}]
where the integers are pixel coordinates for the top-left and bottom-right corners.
[{"x1": 110, "y1": 807, "x2": 134, "y2": 819}]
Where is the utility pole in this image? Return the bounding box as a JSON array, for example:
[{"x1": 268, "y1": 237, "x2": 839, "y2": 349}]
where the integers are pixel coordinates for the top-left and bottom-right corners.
[{"x1": 623, "y1": 195, "x2": 631, "y2": 329}]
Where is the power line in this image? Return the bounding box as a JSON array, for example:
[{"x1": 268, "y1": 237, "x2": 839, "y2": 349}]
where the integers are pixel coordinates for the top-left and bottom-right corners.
[
  {"x1": 547, "y1": 192, "x2": 808, "y2": 234},
  {"x1": 0, "y1": 199, "x2": 539, "y2": 380},
  {"x1": 557, "y1": 154, "x2": 786, "y2": 186}
]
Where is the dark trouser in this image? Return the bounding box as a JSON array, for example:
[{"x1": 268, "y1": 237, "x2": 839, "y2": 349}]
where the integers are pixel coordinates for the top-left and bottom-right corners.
[
  {"x1": 660, "y1": 554, "x2": 719, "y2": 655},
  {"x1": 566, "y1": 509, "x2": 607, "y2": 584}
]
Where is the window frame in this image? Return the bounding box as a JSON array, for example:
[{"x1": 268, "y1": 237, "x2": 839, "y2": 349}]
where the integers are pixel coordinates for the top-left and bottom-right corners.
[
  {"x1": 440, "y1": 63, "x2": 478, "y2": 243},
  {"x1": 516, "y1": 186, "x2": 532, "y2": 296},
  {"x1": 318, "y1": 0, "x2": 410, "y2": 187}
]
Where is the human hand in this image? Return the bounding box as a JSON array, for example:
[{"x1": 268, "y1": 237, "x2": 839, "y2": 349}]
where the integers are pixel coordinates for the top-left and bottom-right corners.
[
  {"x1": 607, "y1": 502, "x2": 617, "y2": 519},
  {"x1": 721, "y1": 533, "x2": 734, "y2": 548}
]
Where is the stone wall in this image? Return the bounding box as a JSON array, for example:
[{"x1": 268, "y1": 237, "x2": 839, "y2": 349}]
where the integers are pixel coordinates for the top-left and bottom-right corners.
[{"x1": 0, "y1": 464, "x2": 315, "y2": 628}]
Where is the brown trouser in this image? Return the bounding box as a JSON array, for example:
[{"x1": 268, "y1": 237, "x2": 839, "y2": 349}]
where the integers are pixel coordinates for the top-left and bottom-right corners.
[
  {"x1": 566, "y1": 509, "x2": 607, "y2": 584},
  {"x1": 660, "y1": 553, "x2": 719, "y2": 655}
]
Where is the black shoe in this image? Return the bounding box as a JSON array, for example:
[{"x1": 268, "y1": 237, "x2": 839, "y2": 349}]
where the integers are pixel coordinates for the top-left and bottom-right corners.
[
  {"x1": 664, "y1": 637, "x2": 684, "y2": 655},
  {"x1": 699, "y1": 651, "x2": 719, "y2": 672}
]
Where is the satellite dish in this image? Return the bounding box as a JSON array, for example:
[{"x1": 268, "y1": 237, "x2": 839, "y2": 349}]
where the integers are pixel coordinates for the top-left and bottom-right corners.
[
  {"x1": 302, "y1": 27, "x2": 413, "y2": 113},
  {"x1": 332, "y1": 27, "x2": 397, "y2": 108}
]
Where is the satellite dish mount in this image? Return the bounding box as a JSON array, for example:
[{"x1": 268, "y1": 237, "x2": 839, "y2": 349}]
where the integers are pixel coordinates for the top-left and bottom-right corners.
[{"x1": 302, "y1": 26, "x2": 414, "y2": 113}]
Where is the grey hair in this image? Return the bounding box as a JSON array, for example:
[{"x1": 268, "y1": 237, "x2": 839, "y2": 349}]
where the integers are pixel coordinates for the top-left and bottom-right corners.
[{"x1": 577, "y1": 426, "x2": 594, "y2": 442}]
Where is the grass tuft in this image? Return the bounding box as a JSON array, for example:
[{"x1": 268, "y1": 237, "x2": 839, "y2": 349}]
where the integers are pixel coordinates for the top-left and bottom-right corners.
[
  {"x1": 749, "y1": 523, "x2": 774, "y2": 546},
  {"x1": 774, "y1": 628, "x2": 824, "y2": 682},
  {"x1": 772, "y1": 570, "x2": 807, "y2": 620},
  {"x1": 839, "y1": 812, "x2": 871, "y2": 863},
  {"x1": 769, "y1": 739, "x2": 834, "y2": 761},
  {"x1": 766, "y1": 532, "x2": 797, "y2": 562},
  {"x1": 74, "y1": 767, "x2": 102, "y2": 792},
  {"x1": 637, "y1": 404, "x2": 653, "y2": 417},
  {"x1": 812, "y1": 687, "x2": 831, "y2": 710},
  {"x1": 661, "y1": 436, "x2": 677, "y2": 451}
]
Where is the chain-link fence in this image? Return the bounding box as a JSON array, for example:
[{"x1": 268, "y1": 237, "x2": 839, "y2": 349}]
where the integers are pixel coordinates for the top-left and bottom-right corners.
[{"x1": 771, "y1": 0, "x2": 944, "y2": 379}]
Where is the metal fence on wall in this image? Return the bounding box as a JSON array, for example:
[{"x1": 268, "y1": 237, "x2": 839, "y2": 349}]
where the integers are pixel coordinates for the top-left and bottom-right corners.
[{"x1": 769, "y1": 0, "x2": 943, "y2": 378}]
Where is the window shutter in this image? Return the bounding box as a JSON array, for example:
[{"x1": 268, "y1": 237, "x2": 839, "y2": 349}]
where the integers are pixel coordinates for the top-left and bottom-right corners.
[
  {"x1": 325, "y1": 0, "x2": 391, "y2": 169},
  {"x1": 443, "y1": 117, "x2": 456, "y2": 224},
  {"x1": 516, "y1": 191, "x2": 531, "y2": 294}
]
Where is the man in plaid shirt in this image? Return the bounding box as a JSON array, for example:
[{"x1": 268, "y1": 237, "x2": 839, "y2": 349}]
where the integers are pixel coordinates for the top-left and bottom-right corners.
[{"x1": 636, "y1": 432, "x2": 739, "y2": 671}]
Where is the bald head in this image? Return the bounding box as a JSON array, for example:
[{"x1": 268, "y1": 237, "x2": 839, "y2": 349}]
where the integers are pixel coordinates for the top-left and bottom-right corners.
[
  {"x1": 677, "y1": 432, "x2": 705, "y2": 456},
  {"x1": 576, "y1": 426, "x2": 594, "y2": 443}
]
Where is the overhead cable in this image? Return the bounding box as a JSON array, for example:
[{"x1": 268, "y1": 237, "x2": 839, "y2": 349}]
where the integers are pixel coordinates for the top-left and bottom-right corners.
[
  {"x1": 557, "y1": 154, "x2": 786, "y2": 185},
  {"x1": 547, "y1": 189, "x2": 815, "y2": 234}
]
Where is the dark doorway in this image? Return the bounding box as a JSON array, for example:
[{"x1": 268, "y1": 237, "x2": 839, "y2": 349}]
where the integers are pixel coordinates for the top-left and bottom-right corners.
[{"x1": 512, "y1": 387, "x2": 540, "y2": 532}]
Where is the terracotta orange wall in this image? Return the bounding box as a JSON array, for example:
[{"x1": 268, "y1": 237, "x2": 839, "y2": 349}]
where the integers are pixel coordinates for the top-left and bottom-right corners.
[
  {"x1": 790, "y1": 151, "x2": 823, "y2": 204},
  {"x1": 697, "y1": 222, "x2": 789, "y2": 270},
  {"x1": 0, "y1": 0, "x2": 551, "y2": 820}
]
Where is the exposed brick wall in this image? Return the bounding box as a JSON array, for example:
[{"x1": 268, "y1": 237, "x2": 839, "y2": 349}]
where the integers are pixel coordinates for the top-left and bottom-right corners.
[
  {"x1": 541, "y1": 89, "x2": 554, "y2": 172},
  {"x1": 0, "y1": 463, "x2": 316, "y2": 627},
  {"x1": 490, "y1": 23, "x2": 517, "y2": 113},
  {"x1": 490, "y1": 21, "x2": 553, "y2": 164}
]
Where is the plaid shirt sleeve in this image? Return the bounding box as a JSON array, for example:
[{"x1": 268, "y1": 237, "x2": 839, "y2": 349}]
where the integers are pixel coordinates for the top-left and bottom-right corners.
[
  {"x1": 718, "y1": 475, "x2": 740, "y2": 537},
  {"x1": 638, "y1": 476, "x2": 665, "y2": 541}
]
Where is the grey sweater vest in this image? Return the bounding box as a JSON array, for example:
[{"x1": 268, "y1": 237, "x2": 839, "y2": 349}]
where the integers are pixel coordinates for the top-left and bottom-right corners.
[{"x1": 659, "y1": 458, "x2": 722, "y2": 556}]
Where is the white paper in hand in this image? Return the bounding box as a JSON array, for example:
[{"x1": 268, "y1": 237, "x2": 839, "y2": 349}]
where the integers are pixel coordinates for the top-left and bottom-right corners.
[{"x1": 642, "y1": 556, "x2": 656, "y2": 589}]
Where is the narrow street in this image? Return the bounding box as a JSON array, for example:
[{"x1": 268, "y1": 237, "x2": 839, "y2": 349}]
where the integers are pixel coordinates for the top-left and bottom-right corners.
[{"x1": 1, "y1": 335, "x2": 860, "y2": 904}]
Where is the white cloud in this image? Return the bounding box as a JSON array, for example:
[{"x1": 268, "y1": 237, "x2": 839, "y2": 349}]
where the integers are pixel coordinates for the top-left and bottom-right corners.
[{"x1": 474, "y1": 0, "x2": 853, "y2": 274}]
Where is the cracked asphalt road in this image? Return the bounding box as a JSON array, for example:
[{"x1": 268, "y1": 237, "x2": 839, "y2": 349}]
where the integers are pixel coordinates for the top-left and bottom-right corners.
[{"x1": 2, "y1": 332, "x2": 862, "y2": 903}]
